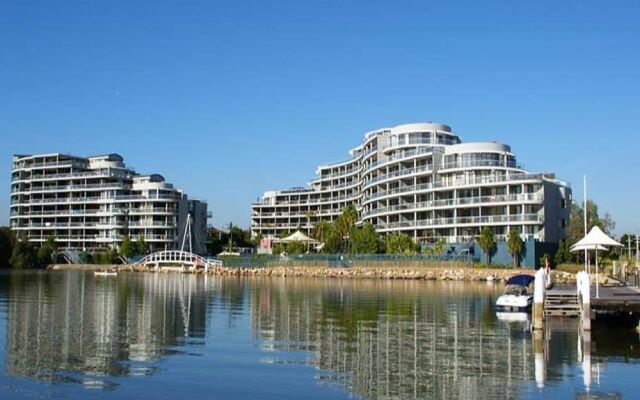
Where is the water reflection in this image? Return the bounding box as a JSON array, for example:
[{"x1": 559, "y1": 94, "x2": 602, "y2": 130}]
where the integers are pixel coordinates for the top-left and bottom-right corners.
[
  {"x1": 250, "y1": 279, "x2": 533, "y2": 399},
  {"x1": 3, "y1": 271, "x2": 208, "y2": 386},
  {"x1": 0, "y1": 271, "x2": 638, "y2": 399}
]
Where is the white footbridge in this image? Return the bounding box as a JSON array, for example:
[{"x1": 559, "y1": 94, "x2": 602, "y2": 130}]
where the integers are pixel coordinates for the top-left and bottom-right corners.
[
  {"x1": 138, "y1": 250, "x2": 222, "y2": 271},
  {"x1": 137, "y1": 213, "x2": 223, "y2": 271}
]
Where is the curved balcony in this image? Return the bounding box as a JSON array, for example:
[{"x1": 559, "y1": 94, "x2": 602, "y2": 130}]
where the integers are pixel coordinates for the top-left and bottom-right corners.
[
  {"x1": 362, "y1": 165, "x2": 432, "y2": 189},
  {"x1": 362, "y1": 173, "x2": 550, "y2": 204},
  {"x1": 361, "y1": 193, "x2": 544, "y2": 219},
  {"x1": 375, "y1": 213, "x2": 543, "y2": 231}
]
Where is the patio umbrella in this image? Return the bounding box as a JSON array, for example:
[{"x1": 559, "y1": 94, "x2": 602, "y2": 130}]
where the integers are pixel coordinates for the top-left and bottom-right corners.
[
  {"x1": 570, "y1": 226, "x2": 623, "y2": 297},
  {"x1": 274, "y1": 230, "x2": 319, "y2": 253}
]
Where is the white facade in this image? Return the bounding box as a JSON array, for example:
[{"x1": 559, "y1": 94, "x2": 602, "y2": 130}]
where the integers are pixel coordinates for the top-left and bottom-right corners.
[
  {"x1": 251, "y1": 123, "x2": 571, "y2": 244},
  {"x1": 10, "y1": 153, "x2": 209, "y2": 253}
]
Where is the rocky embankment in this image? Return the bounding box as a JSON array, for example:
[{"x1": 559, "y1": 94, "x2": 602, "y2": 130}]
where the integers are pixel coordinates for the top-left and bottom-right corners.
[{"x1": 50, "y1": 263, "x2": 582, "y2": 283}]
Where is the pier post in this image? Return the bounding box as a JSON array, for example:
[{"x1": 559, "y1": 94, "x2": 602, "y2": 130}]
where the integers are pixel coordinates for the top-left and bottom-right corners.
[
  {"x1": 577, "y1": 271, "x2": 591, "y2": 331},
  {"x1": 533, "y1": 267, "x2": 546, "y2": 330},
  {"x1": 533, "y1": 329, "x2": 545, "y2": 388},
  {"x1": 581, "y1": 330, "x2": 592, "y2": 391}
]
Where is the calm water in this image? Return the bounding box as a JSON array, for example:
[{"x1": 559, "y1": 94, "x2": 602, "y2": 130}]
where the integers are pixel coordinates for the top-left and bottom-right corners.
[{"x1": 0, "y1": 270, "x2": 638, "y2": 399}]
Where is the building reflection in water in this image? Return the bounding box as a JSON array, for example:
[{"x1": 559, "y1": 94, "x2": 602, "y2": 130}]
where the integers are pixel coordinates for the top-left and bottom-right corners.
[
  {"x1": 2, "y1": 272, "x2": 638, "y2": 398},
  {"x1": 4, "y1": 271, "x2": 209, "y2": 386},
  {"x1": 250, "y1": 279, "x2": 535, "y2": 399}
]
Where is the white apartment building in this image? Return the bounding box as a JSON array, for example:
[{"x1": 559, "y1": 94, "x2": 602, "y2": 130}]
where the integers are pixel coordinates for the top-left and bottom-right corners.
[
  {"x1": 251, "y1": 123, "x2": 571, "y2": 244},
  {"x1": 10, "y1": 153, "x2": 209, "y2": 253}
]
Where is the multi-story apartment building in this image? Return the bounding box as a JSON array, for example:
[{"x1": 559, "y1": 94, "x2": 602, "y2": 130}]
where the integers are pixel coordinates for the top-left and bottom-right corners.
[
  {"x1": 10, "y1": 153, "x2": 210, "y2": 253},
  {"x1": 251, "y1": 122, "x2": 571, "y2": 244}
]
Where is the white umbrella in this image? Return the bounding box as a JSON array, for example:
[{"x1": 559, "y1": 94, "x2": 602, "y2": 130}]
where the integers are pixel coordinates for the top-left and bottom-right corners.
[
  {"x1": 570, "y1": 226, "x2": 623, "y2": 298},
  {"x1": 275, "y1": 230, "x2": 318, "y2": 244}
]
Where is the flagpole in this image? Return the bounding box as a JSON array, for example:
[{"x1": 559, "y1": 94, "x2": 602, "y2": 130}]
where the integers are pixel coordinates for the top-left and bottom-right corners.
[{"x1": 584, "y1": 175, "x2": 588, "y2": 273}]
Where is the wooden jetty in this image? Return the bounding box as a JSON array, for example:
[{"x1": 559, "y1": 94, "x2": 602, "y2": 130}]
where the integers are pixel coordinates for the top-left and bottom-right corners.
[{"x1": 543, "y1": 281, "x2": 640, "y2": 328}]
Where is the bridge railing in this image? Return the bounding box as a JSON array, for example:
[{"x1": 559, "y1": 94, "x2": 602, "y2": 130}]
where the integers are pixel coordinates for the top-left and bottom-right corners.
[{"x1": 138, "y1": 250, "x2": 223, "y2": 270}]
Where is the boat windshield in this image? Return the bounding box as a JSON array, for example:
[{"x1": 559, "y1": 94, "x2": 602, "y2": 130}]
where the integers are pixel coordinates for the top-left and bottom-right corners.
[{"x1": 503, "y1": 284, "x2": 531, "y2": 296}]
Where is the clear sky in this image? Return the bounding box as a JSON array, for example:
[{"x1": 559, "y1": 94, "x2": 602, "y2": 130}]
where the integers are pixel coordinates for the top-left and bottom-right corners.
[{"x1": 1, "y1": 1, "x2": 638, "y2": 234}]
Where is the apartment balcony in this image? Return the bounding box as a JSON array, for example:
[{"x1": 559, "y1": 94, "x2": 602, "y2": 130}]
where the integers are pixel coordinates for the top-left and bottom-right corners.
[
  {"x1": 375, "y1": 213, "x2": 543, "y2": 231},
  {"x1": 252, "y1": 192, "x2": 360, "y2": 207},
  {"x1": 12, "y1": 160, "x2": 86, "y2": 171},
  {"x1": 11, "y1": 168, "x2": 130, "y2": 183},
  {"x1": 11, "y1": 193, "x2": 181, "y2": 206},
  {"x1": 10, "y1": 182, "x2": 126, "y2": 194},
  {"x1": 362, "y1": 164, "x2": 432, "y2": 188},
  {"x1": 362, "y1": 193, "x2": 543, "y2": 218},
  {"x1": 362, "y1": 172, "x2": 551, "y2": 203},
  {"x1": 364, "y1": 147, "x2": 435, "y2": 173},
  {"x1": 312, "y1": 165, "x2": 362, "y2": 182},
  {"x1": 439, "y1": 160, "x2": 524, "y2": 171}
]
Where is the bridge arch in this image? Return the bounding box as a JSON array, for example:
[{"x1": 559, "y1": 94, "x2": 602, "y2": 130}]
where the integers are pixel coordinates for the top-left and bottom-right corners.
[{"x1": 137, "y1": 250, "x2": 222, "y2": 271}]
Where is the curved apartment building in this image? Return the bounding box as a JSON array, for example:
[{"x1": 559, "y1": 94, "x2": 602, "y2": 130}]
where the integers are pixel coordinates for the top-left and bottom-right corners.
[
  {"x1": 10, "y1": 153, "x2": 209, "y2": 253},
  {"x1": 251, "y1": 122, "x2": 571, "y2": 244}
]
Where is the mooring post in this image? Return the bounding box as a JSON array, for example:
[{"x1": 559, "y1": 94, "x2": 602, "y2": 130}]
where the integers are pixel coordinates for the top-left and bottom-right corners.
[
  {"x1": 533, "y1": 267, "x2": 546, "y2": 330},
  {"x1": 581, "y1": 330, "x2": 592, "y2": 391},
  {"x1": 577, "y1": 271, "x2": 591, "y2": 331},
  {"x1": 533, "y1": 329, "x2": 545, "y2": 388}
]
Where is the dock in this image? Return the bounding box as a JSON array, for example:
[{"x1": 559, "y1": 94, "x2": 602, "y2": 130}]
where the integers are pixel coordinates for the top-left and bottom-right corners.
[{"x1": 543, "y1": 281, "x2": 640, "y2": 328}]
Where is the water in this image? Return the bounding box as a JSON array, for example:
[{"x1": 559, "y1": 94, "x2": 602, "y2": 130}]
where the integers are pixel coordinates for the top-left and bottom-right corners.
[{"x1": 0, "y1": 270, "x2": 638, "y2": 399}]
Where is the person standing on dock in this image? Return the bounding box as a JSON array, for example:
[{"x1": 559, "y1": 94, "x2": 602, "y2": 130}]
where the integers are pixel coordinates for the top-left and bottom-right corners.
[{"x1": 545, "y1": 256, "x2": 553, "y2": 289}]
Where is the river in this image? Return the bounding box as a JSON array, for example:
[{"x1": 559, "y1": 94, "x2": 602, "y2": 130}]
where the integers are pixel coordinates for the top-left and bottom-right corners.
[{"x1": 0, "y1": 270, "x2": 638, "y2": 399}]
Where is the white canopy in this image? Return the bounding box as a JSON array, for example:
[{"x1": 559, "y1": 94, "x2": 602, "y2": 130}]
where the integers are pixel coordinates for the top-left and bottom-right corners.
[
  {"x1": 275, "y1": 230, "x2": 319, "y2": 243},
  {"x1": 570, "y1": 226, "x2": 622, "y2": 251},
  {"x1": 569, "y1": 243, "x2": 608, "y2": 252},
  {"x1": 569, "y1": 225, "x2": 622, "y2": 298}
]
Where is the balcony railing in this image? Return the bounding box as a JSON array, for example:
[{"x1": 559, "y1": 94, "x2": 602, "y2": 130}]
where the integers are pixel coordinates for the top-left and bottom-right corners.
[
  {"x1": 362, "y1": 193, "x2": 543, "y2": 217},
  {"x1": 363, "y1": 173, "x2": 555, "y2": 203},
  {"x1": 439, "y1": 160, "x2": 523, "y2": 170},
  {"x1": 11, "y1": 182, "x2": 126, "y2": 194},
  {"x1": 363, "y1": 164, "x2": 432, "y2": 188},
  {"x1": 11, "y1": 193, "x2": 181, "y2": 205},
  {"x1": 12, "y1": 160, "x2": 86, "y2": 171},
  {"x1": 375, "y1": 213, "x2": 543, "y2": 230},
  {"x1": 11, "y1": 168, "x2": 131, "y2": 183}
]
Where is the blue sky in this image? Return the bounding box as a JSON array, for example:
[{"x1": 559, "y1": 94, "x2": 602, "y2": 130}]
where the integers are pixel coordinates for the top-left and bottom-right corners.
[{"x1": 1, "y1": 1, "x2": 638, "y2": 234}]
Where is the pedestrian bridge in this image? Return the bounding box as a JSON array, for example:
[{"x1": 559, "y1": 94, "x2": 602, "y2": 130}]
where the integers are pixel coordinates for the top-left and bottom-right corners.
[{"x1": 138, "y1": 250, "x2": 223, "y2": 271}]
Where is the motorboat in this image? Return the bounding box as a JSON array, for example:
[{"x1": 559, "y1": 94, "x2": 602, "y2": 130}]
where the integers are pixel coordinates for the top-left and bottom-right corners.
[{"x1": 495, "y1": 274, "x2": 535, "y2": 312}]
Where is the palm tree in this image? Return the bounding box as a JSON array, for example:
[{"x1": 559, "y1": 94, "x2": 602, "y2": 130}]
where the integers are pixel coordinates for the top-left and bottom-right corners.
[
  {"x1": 304, "y1": 210, "x2": 316, "y2": 237},
  {"x1": 478, "y1": 227, "x2": 496, "y2": 265},
  {"x1": 312, "y1": 220, "x2": 332, "y2": 243},
  {"x1": 336, "y1": 205, "x2": 358, "y2": 253},
  {"x1": 507, "y1": 228, "x2": 524, "y2": 267}
]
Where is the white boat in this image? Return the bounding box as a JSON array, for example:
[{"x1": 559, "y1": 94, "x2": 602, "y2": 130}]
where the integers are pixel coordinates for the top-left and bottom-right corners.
[
  {"x1": 94, "y1": 271, "x2": 118, "y2": 277},
  {"x1": 495, "y1": 274, "x2": 535, "y2": 312}
]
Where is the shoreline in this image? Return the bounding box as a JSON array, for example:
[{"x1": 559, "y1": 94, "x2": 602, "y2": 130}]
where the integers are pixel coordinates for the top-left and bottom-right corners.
[{"x1": 48, "y1": 263, "x2": 580, "y2": 284}]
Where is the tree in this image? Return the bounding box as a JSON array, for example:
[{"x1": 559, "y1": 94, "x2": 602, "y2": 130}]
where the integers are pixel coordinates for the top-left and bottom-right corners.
[
  {"x1": 507, "y1": 229, "x2": 523, "y2": 267},
  {"x1": 36, "y1": 235, "x2": 57, "y2": 266},
  {"x1": 135, "y1": 236, "x2": 148, "y2": 255},
  {"x1": 335, "y1": 205, "x2": 358, "y2": 252},
  {"x1": 119, "y1": 236, "x2": 135, "y2": 259},
  {"x1": 555, "y1": 239, "x2": 572, "y2": 265},
  {"x1": 9, "y1": 236, "x2": 37, "y2": 269},
  {"x1": 323, "y1": 231, "x2": 342, "y2": 253},
  {"x1": 350, "y1": 223, "x2": 379, "y2": 254},
  {"x1": 286, "y1": 240, "x2": 305, "y2": 255},
  {"x1": 386, "y1": 233, "x2": 419, "y2": 255},
  {"x1": 478, "y1": 227, "x2": 496, "y2": 265},
  {"x1": 304, "y1": 211, "x2": 315, "y2": 237},
  {"x1": 0, "y1": 227, "x2": 15, "y2": 268},
  {"x1": 312, "y1": 220, "x2": 332, "y2": 243},
  {"x1": 565, "y1": 200, "x2": 617, "y2": 262}
]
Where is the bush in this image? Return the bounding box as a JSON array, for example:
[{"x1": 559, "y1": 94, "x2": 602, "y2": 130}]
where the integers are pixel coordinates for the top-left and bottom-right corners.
[{"x1": 79, "y1": 251, "x2": 94, "y2": 264}]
